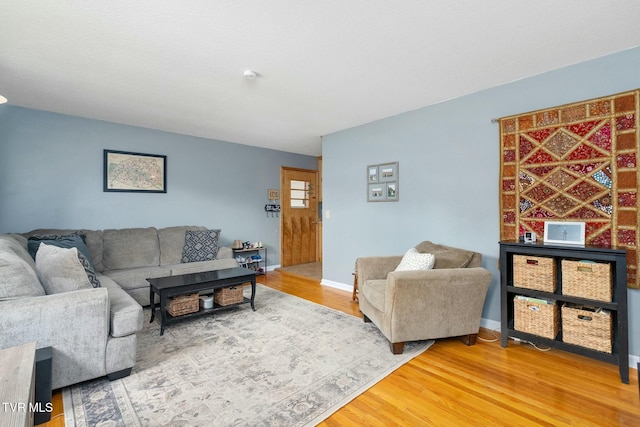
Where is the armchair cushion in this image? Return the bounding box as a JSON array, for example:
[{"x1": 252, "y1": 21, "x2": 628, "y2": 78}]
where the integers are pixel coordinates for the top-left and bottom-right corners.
[
  {"x1": 361, "y1": 279, "x2": 386, "y2": 312},
  {"x1": 415, "y1": 241, "x2": 475, "y2": 268}
]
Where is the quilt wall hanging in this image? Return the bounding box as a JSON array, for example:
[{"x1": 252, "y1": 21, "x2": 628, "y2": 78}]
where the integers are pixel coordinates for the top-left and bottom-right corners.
[{"x1": 499, "y1": 90, "x2": 640, "y2": 288}]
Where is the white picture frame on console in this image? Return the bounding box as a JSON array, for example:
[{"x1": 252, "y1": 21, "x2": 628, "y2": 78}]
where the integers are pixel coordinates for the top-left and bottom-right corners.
[{"x1": 543, "y1": 221, "x2": 585, "y2": 245}]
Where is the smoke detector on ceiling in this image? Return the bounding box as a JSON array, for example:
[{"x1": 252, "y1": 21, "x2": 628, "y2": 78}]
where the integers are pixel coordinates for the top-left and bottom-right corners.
[{"x1": 243, "y1": 70, "x2": 258, "y2": 80}]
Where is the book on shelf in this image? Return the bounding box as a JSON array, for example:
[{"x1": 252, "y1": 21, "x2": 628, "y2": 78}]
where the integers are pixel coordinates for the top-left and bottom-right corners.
[{"x1": 514, "y1": 295, "x2": 555, "y2": 305}]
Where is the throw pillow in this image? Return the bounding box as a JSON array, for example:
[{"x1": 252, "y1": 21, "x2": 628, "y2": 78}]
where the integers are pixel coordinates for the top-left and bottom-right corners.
[
  {"x1": 181, "y1": 229, "x2": 221, "y2": 263},
  {"x1": 35, "y1": 243, "x2": 93, "y2": 294},
  {"x1": 28, "y1": 232, "x2": 96, "y2": 270},
  {"x1": 395, "y1": 248, "x2": 435, "y2": 271}
]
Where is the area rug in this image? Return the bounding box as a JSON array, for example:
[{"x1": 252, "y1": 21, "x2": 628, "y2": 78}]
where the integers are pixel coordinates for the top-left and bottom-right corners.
[
  {"x1": 499, "y1": 89, "x2": 640, "y2": 287},
  {"x1": 63, "y1": 285, "x2": 432, "y2": 426}
]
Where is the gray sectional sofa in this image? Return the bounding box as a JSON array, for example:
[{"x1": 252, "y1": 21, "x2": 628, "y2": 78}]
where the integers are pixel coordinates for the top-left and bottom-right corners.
[{"x1": 0, "y1": 225, "x2": 238, "y2": 390}]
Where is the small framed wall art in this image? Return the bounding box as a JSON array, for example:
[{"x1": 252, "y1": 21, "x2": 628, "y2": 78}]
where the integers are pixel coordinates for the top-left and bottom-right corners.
[
  {"x1": 367, "y1": 161, "x2": 398, "y2": 202},
  {"x1": 104, "y1": 149, "x2": 167, "y2": 193}
]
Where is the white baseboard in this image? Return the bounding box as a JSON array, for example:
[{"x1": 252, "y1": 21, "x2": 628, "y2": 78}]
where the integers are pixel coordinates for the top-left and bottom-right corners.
[
  {"x1": 480, "y1": 318, "x2": 501, "y2": 332},
  {"x1": 629, "y1": 354, "x2": 639, "y2": 370},
  {"x1": 266, "y1": 264, "x2": 280, "y2": 272},
  {"x1": 320, "y1": 279, "x2": 353, "y2": 292}
]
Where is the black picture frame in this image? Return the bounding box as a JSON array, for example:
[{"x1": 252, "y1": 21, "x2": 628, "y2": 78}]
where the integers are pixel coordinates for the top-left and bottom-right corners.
[{"x1": 103, "y1": 149, "x2": 167, "y2": 193}]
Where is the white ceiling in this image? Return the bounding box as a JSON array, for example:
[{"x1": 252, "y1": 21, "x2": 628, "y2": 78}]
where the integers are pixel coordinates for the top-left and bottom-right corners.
[{"x1": 1, "y1": 1, "x2": 639, "y2": 156}]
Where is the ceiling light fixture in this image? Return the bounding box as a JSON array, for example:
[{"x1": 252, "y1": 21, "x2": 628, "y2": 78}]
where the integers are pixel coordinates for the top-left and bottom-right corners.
[
  {"x1": 243, "y1": 70, "x2": 257, "y2": 80},
  {"x1": 0, "y1": 95, "x2": 7, "y2": 104}
]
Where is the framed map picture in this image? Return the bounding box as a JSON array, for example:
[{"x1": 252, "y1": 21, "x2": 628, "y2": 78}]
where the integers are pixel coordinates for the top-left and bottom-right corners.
[{"x1": 104, "y1": 149, "x2": 167, "y2": 193}]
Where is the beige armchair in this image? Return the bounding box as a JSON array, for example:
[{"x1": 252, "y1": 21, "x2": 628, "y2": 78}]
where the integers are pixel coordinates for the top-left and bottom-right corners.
[{"x1": 356, "y1": 241, "x2": 492, "y2": 354}]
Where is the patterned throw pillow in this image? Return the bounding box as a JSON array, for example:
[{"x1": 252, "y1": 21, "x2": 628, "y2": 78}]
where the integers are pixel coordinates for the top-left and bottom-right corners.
[
  {"x1": 181, "y1": 229, "x2": 221, "y2": 263},
  {"x1": 76, "y1": 251, "x2": 101, "y2": 288},
  {"x1": 395, "y1": 248, "x2": 435, "y2": 271}
]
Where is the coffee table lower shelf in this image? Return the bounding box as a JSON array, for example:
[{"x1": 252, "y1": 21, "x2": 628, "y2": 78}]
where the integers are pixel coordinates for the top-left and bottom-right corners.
[
  {"x1": 148, "y1": 267, "x2": 257, "y2": 336},
  {"x1": 165, "y1": 297, "x2": 252, "y2": 321}
]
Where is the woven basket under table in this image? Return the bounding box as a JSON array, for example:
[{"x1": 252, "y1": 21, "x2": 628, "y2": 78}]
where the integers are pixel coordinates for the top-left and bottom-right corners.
[
  {"x1": 514, "y1": 297, "x2": 559, "y2": 339},
  {"x1": 214, "y1": 286, "x2": 245, "y2": 306},
  {"x1": 167, "y1": 293, "x2": 199, "y2": 317},
  {"x1": 561, "y1": 304, "x2": 612, "y2": 353},
  {"x1": 513, "y1": 255, "x2": 557, "y2": 292},
  {"x1": 561, "y1": 260, "x2": 612, "y2": 302}
]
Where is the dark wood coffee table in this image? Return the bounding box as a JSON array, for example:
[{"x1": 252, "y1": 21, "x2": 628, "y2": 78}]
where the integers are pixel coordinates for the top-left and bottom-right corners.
[{"x1": 148, "y1": 267, "x2": 256, "y2": 335}]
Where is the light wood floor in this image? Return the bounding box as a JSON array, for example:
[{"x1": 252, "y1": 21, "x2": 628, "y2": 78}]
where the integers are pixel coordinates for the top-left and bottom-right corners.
[{"x1": 44, "y1": 270, "x2": 639, "y2": 426}]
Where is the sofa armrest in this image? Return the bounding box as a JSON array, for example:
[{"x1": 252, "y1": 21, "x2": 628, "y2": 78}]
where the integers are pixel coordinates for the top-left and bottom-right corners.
[
  {"x1": 356, "y1": 256, "x2": 402, "y2": 284},
  {"x1": 384, "y1": 267, "x2": 492, "y2": 341},
  {"x1": 0, "y1": 288, "x2": 110, "y2": 389}
]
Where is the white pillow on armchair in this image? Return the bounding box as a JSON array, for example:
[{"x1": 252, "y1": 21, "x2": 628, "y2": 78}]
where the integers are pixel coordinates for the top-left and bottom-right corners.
[{"x1": 395, "y1": 247, "x2": 435, "y2": 271}]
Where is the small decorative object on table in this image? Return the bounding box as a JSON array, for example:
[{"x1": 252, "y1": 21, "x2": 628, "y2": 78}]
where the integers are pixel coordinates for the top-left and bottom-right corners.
[{"x1": 200, "y1": 295, "x2": 214, "y2": 309}]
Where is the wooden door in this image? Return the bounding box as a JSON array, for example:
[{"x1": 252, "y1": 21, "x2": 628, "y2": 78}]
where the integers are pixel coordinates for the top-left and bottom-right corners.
[{"x1": 280, "y1": 167, "x2": 318, "y2": 267}]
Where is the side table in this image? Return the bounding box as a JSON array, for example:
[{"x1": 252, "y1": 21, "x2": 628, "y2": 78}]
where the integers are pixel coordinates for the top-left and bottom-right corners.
[{"x1": 0, "y1": 342, "x2": 36, "y2": 427}]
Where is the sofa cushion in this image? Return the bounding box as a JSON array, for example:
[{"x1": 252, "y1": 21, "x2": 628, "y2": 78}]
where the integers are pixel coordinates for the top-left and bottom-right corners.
[
  {"x1": 103, "y1": 227, "x2": 160, "y2": 270},
  {"x1": 104, "y1": 266, "x2": 171, "y2": 291},
  {"x1": 167, "y1": 258, "x2": 239, "y2": 276},
  {"x1": 35, "y1": 244, "x2": 93, "y2": 294},
  {"x1": 158, "y1": 226, "x2": 207, "y2": 266},
  {"x1": 98, "y1": 275, "x2": 143, "y2": 338},
  {"x1": 0, "y1": 249, "x2": 45, "y2": 300},
  {"x1": 181, "y1": 229, "x2": 221, "y2": 263},
  {"x1": 395, "y1": 248, "x2": 435, "y2": 271},
  {"x1": 414, "y1": 241, "x2": 474, "y2": 269}
]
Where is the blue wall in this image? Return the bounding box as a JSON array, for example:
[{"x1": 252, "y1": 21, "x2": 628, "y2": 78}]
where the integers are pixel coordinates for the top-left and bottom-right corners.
[
  {"x1": 322, "y1": 47, "x2": 640, "y2": 357},
  {"x1": 0, "y1": 106, "x2": 317, "y2": 266}
]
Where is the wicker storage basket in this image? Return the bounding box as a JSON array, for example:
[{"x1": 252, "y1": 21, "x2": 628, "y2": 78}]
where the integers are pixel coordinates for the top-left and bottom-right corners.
[
  {"x1": 561, "y1": 260, "x2": 612, "y2": 302},
  {"x1": 167, "y1": 293, "x2": 199, "y2": 317},
  {"x1": 214, "y1": 286, "x2": 244, "y2": 306},
  {"x1": 561, "y1": 304, "x2": 612, "y2": 353},
  {"x1": 514, "y1": 296, "x2": 558, "y2": 339},
  {"x1": 513, "y1": 255, "x2": 557, "y2": 292}
]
